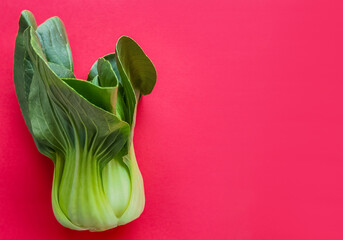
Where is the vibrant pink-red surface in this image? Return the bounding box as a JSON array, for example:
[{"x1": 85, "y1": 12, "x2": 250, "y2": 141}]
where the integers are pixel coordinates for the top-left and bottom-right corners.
[{"x1": 1, "y1": 0, "x2": 343, "y2": 239}]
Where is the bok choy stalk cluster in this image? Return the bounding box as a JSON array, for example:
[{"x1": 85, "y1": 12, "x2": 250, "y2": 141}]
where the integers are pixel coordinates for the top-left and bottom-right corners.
[{"x1": 13, "y1": 10, "x2": 156, "y2": 231}]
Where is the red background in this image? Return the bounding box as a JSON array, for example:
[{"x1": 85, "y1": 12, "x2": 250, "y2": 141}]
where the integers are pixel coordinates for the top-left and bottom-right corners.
[{"x1": 1, "y1": 0, "x2": 343, "y2": 239}]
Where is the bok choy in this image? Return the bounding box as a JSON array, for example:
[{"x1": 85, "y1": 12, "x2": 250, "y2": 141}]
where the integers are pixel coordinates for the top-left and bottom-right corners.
[{"x1": 13, "y1": 10, "x2": 156, "y2": 231}]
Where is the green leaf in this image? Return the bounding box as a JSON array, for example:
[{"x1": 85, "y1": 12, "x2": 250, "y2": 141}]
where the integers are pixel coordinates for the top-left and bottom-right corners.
[
  {"x1": 87, "y1": 53, "x2": 136, "y2": 127},
  {"x1": 86, "y1": 36, "x2": 157, "y2": 151},
  {"x1": 13, "y1": 10, "x2": 38, "y2": 134},
  {"x1": 97, "y1": 58, "x2": 118, "y2": 87},
  {"x1": 62, "y1": 78, "x2": 118, "y2": 114},
  {"x1": 48, "y1": 62, "x2": 75, "y2": 78},
  {"x1": 115, "y1": 36, "x2": 156, "y2": 96},
  {"x1": 14, "y1": 11, "x2": 75, "y2": 135},
  {"x1": 37, "y1": 16, "x2": 75, "y2": 78}
]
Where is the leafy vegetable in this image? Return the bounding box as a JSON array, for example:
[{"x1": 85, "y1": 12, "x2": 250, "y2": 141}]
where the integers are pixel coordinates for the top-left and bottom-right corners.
[{"x1": 13, "y1": 10, "x2": 156, "y2": 231}]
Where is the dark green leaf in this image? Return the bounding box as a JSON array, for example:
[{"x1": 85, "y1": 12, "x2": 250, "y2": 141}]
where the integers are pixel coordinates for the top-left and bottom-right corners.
[
  {"x1": 97, "y1": 58, "x2": 118, "y2": 87},
  {"x1": 37, "y1": 17, "x2": 75, "y2": 78},
  {"x1": 13, "y1": 10, "x2": 38, "y2": 134},
  {"x1": 115, "y1": 36, "x2": 156, "y2": 96}
]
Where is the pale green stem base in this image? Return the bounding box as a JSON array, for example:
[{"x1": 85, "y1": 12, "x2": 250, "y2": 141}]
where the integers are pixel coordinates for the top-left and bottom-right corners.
[{"x1": 51, "y1": 144, "x2": 145, "y2": 231}]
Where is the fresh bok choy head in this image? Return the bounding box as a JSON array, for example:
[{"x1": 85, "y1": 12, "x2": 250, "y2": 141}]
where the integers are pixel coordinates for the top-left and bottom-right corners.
[{"x1": 13, "y1": 10, "x2": 156, "y2": 231}]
